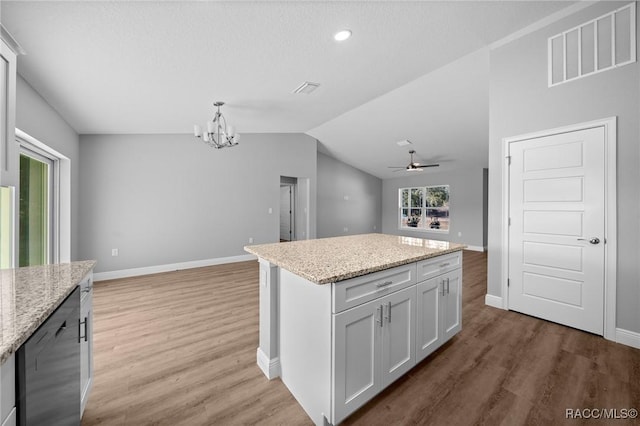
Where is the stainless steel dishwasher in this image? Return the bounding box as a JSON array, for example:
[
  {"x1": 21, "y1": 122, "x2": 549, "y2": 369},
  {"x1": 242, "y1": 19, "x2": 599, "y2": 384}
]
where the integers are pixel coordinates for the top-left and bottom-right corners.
[{"x1": 17, "y1": 286, "x2": 81, "y2": 426}]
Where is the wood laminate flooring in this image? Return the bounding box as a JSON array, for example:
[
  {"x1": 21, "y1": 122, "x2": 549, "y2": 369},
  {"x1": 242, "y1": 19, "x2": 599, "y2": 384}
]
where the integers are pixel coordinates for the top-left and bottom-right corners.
[{"x1": 82, "y1": 251, "x2": 640, "y2": 426}]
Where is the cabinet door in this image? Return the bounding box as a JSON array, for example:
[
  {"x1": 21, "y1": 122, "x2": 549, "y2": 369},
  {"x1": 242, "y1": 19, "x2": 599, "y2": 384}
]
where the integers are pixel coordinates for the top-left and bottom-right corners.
[
  {"x1": 416, "y1": 277, "x2": 442, "y2": 362},
  {"x1": 442, "y1": 269, "x2": 462, "y2": 340},
  {"x1": 1, "y1": 38, "x2": 18, "y2": 188},
  {"x1": 333, "y1": 298, "x2": 383, "y2": 424},
  {"x1": 80, "y1": 289, "x2": 93, "y2": 417},
  {"x1": 381, "y1": 286, "x2": 416, "y2": 387}
]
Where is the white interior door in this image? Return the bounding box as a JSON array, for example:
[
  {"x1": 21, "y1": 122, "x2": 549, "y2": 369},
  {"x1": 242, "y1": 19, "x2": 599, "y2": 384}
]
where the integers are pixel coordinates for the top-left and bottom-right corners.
[
  {"x1": 279, "y1": 186, "x2": 291, "y2": 241},
  {"x1": 508, "y1": 126, "x2": 605, "y2": 335}
]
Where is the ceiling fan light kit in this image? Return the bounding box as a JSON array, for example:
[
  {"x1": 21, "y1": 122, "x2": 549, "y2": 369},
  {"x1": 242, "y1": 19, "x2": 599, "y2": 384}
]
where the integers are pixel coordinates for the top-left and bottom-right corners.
[
  {"x1": 388, "y1": 149, "x2": 439, "y2": 172},
  {"x1": 193, "y1": 101, "x2": 240, "y2": 149}
]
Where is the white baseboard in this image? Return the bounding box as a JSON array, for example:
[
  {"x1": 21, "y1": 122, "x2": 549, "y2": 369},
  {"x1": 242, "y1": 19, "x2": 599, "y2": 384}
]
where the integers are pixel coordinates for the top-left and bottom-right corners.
[
  {"x1": 465, "y1": 245, "x2": 485, "y2": 252},
  {"x1": 615, "y1": 328, "x2": 640, "y2": 350},
  {"x1": 256, "y1": 347, "x2": 281, "y2": 380},
  {"x1": 93, "y1": 254, "x2": 257, "y2": 282},
  {"x1": 485, "y1": 294, "x2": 504, "y2": 309}
]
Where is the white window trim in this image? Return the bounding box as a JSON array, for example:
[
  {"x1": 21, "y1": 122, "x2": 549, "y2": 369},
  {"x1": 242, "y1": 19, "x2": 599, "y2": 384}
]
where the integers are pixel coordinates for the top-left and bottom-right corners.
[
  {"x1": 397, "y1": 185, "x2": 450, "y2": 234},
  {"x1": 16, "y1": 128, "x2": 71, "y2": 263}
]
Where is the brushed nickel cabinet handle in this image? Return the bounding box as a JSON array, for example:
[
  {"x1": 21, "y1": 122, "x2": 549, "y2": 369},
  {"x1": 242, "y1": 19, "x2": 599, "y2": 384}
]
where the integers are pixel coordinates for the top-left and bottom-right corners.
[
  {"x1": 388, "y1": 301, "x2": 392, "y2": 323},
  {"x1": 376, "y1": 280, "x2": 393, "y2": 288},
  {"x1": 439, "y1": 262, "x2": 450, "y2": 268},
  {"x1": 376, "y1": 306, "x2": 383, "y2": 327}
]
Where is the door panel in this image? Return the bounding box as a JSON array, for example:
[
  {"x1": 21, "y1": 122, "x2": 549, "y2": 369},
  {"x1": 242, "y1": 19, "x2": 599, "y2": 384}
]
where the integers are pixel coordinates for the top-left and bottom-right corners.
[
  {"x1": 333, "y1": 299, "x2": 381, "y2": 423},
  {"x1": 416, "y1": 278, "x2": 441, "y2": 362},
  {"x1": 508, "y1": 127, "x2": 605, "y2": 335},
  {"x1": 381, "y1": 287, "x2": 416, "y2": 387},
  {"x1": 442, "y1": 270, "x2": 462, "y2": 339}
]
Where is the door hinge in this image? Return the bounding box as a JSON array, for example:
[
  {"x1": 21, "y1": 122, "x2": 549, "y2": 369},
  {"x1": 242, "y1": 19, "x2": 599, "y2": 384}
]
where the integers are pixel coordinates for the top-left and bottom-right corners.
[
  {"x1": 508, "y1": 217, "x2": 511, "y2": 226},
  {"x1": 506, "y1": 155, "x2": 511, "y2": 165},
  {"x1": 507, "y1": 278, "x2": 510, "y2": 287}
]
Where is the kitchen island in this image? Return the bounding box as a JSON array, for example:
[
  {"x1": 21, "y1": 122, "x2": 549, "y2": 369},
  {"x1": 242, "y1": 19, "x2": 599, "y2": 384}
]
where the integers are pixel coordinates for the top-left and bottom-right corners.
[
  {"x1": 0, "y1": 261, "x2": 96, "y2": 425},
  {"x1": 245, "y1": 234, "x2": 465, "y2": 425}
]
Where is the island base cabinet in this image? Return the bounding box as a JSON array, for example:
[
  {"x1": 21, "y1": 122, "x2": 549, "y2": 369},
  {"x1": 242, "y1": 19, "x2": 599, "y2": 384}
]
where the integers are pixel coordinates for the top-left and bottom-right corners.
[
  {"x1": 416, "y1": 268, "x2": 462, "y2": 363},
  {"x1": 332, "y1": 286, "x2": 416, "y2": 424}
]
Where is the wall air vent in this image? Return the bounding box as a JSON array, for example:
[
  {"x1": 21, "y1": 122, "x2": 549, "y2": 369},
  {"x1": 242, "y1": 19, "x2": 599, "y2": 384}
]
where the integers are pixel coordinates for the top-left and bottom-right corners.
[
  {"x1": 293, "y1": 81, "x2": 320, "y2": 94},
  {"x1": 548, "y1": 2, "x2": 636, "y2": 87}
]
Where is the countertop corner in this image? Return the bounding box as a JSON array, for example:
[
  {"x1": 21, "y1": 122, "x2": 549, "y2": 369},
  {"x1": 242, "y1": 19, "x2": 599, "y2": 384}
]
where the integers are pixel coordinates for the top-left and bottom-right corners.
[{"x1": 0, "y1": 260, "x2": 97, "y2": 365}]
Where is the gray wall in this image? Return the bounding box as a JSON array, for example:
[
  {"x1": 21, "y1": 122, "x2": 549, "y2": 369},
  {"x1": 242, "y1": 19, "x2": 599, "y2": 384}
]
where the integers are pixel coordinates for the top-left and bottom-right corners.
[
  {"x1": 382, "y1": 167, "x2": 485, "y2": 249},
  {"x1": 488, "y1": 1, "x2": 639, "y2": 332},
  {"x1": 78, "y1": 133, "x2": 317, "y2": 273},
  {"x1": 15, "y1": 74, "x2": 80, "y2": 260},
  {"x1": 317, "y1": 152, "x2": 382, "y2": 238}
]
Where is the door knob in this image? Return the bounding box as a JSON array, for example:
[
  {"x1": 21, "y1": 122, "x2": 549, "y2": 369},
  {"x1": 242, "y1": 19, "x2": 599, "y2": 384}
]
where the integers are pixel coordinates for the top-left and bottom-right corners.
[{"x1": 578, "y1": 237, "x2": 600, "y2": 244}]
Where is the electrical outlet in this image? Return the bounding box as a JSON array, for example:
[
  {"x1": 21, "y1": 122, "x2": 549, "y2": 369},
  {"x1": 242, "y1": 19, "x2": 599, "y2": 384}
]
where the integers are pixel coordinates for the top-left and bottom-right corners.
[
  {"x1": 343, "y1": 227, "x2": 349, "y2": 232},
  {"x1": 373, "y1": 225, "x2": 377, "y2": 230},
  {"x1": 458, "y1": 232, "x2": 462, "y2": 237},
  {"x1": 111, "y1": 248, "x2": 119, "y2": 256},
  {"x1": 249, "y1": 237, "x2": 254, "y2": 244},
  {"x1": 268, "y1": 207, "x2": 273, "y2": 214}
]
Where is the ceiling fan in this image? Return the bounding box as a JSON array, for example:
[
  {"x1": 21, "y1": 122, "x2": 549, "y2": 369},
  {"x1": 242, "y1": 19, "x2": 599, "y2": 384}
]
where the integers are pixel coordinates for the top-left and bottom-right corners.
[{"x1": 388, "y1": 150, "x2": 439, "y2": 172}]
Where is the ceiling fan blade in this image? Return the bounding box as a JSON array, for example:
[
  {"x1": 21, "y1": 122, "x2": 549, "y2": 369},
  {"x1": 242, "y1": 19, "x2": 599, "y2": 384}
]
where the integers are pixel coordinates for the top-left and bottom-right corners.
[
  {"x1": 392, "y1": 168, "x2": 406, "y2": 172},
  {"x1": 416, "y1": 163, "x2": 439, "y2": 168},
  {"x1": 387, "y1": 166, "x2": 406, "y2": 168}
]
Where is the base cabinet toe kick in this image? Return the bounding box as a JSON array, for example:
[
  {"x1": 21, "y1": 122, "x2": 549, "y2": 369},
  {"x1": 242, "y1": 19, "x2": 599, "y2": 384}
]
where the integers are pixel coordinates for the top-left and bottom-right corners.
[{"x1": 256, "y1": 251, "x2": 463, "y2": 425}]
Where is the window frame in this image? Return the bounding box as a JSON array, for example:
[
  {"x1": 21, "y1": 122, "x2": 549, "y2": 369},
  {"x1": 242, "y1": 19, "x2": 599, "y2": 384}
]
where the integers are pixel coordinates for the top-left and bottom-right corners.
[{"x1": 398, "y1": 185, "x2": 450, "y2": 234}]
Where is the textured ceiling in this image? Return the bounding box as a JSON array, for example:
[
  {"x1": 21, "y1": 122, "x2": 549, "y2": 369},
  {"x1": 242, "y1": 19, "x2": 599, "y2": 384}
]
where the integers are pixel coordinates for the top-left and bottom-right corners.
[{"x1": 1, "y1": 1, "x2": 578, "y2": 177}]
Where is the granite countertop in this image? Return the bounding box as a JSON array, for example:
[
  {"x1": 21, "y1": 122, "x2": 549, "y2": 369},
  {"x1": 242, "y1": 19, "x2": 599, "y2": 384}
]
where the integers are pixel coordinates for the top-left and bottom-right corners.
[
  {"x1": 244, "y1": 233, "x2": 465, "y2": 284},
  {"x1": 0, "y1": 260, "x2": 97, "y2": 365}
]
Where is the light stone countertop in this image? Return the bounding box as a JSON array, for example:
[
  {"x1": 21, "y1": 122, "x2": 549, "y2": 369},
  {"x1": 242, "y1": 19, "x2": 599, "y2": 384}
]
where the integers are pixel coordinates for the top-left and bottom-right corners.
[
  {"x1": 244, "y1": 233, "x2": 465, "y2": 284},
  {"x1": 0, "y1": 260, "x2": 97, "y2": 365}
]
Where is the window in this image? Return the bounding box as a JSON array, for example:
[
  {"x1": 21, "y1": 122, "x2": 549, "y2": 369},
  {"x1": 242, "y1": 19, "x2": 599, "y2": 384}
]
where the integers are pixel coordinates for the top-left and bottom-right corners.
[
  {"x1": 548, "y1": 2, "x2": 636, "y2": 86},
  {"x1": 399, "y1": 186, "x2": 449, "y2": 232}
]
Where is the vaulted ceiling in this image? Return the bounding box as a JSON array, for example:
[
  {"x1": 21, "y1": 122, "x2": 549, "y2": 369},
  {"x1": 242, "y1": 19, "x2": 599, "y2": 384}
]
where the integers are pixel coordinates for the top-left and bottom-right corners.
[{"x1": 1, "y1": 1, "x2": 577, "y2": 178}]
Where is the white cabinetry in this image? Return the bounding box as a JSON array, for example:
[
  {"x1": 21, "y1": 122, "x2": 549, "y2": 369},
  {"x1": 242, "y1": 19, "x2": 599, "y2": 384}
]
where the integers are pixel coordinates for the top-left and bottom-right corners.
[
  {"x1": 274, "y1": 251, "x2": 462, "y2": 426},
  {"x1": 79, "y1": 273, "x2": 94, "y2": 417},
  {"x1": 1, "y1": 28, "x2": 19, "y2": 189},
  {"x1": 416, "y1": 269, "x2": 462, "y2": 361},
  {"x1": 0, "y1": 27, "x2": 19, "y2": 426},
  {"x1": 333, "y1": 286, "x2": 416, "y2": 423}
]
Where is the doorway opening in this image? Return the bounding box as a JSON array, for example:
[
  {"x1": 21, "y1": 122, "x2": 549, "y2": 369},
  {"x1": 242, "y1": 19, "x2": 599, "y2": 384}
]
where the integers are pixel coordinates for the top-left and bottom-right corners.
[
  {"x1": 16, "y1": 129, "x2": 71, "y2": 265},
  {"x1": 19, "y1": 146, "x2": 55, "y2": 266},
  {"x1": 280, "y1": 176, "x2": 297, "y2": 242}
]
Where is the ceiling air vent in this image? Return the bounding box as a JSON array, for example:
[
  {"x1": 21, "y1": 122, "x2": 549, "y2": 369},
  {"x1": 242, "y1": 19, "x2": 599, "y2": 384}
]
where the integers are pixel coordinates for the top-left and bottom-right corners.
[
  {"x1": 396, "y1": 139, "x2": 412, "y2": 147},
  {"x1": 293, "y1": 81, "x2": 320, "y2": 94}
]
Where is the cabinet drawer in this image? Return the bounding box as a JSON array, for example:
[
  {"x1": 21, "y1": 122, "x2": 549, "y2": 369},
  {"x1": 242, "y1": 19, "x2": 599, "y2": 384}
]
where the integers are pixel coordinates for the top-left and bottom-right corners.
[
  {"x1": 416, "y1": 251, "x2": 462, "y2": 282},
  {"x1": 332, "y1": 263, "x2": 416, "y2": 313}
]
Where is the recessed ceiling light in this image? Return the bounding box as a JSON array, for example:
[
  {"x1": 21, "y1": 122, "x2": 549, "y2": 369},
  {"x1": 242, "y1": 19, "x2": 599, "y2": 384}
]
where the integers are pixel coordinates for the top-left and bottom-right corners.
[
  {"x1": 334, "y1": 29, "x2": 352, "y2": 42},
  {"x1": 396, "y1": 139, "x2": 412, "y2": 147}
]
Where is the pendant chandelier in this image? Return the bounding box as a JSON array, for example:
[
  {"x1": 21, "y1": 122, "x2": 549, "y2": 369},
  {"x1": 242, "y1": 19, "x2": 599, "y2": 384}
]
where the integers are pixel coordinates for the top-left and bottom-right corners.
[{"x1": 193, "y1": 101, "x2": 240, "y2": 149}]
